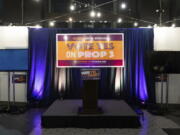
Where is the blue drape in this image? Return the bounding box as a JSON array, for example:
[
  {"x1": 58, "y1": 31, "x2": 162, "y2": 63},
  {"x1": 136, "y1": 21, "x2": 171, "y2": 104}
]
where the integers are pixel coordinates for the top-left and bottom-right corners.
[
  {"x1": 28, "y1": 28, "x2": 154, "y2": 105},
  {"x1": 123, "y1": 29, "x2": 154, "y2": 103}
]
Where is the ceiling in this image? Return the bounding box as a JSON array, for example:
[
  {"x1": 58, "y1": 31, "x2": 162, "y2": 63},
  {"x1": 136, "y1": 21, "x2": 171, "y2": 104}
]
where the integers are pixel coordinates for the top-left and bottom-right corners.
[{"x1": 0, "y1": 0, "x2": 180, "y2": 28}]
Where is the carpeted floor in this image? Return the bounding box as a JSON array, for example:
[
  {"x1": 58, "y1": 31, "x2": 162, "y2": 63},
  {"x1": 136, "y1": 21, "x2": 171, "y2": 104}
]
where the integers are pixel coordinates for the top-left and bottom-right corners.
[{"x1": 0, "y1": 108, "x2": 179, "y2": 135}]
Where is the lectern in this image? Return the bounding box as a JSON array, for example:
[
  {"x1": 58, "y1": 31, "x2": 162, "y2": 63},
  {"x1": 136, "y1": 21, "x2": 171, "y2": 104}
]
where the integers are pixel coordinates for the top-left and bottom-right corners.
[{"x1": 79, "y1": 69, "x2": 102, "y2": 114}]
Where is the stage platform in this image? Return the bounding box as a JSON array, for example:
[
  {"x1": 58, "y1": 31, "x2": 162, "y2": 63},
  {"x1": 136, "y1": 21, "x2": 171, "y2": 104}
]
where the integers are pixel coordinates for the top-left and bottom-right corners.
[{"x1": 42, "y1": 100, "x2": 141, "y2": 128}]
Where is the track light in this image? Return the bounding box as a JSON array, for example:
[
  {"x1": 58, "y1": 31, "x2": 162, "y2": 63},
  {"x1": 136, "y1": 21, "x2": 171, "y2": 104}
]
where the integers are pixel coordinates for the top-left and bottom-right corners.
[
  {"x1": 121, "y1": 2, "x2": 127, "y2": 9},
  {"x1": 68, "y1": 17, "x2": 73, "y2": 22},
  {"x1": 117, "y1": 18, "x2": 122, "y2": 23},
  {"x1": 171, "y1": 23, "x2": 176, "y2": 27},
  {"x1": 70, "y1": 4, "x2": 75, "y2": 11},
  {"x1": 154, "y1": 24, "x2": 158, "y2": 27},
  {"x1": 134, "y1": 22, "x2": 138, "y2": 27},
  {"x1": 97, "y1": 12, "x2": 102, "y2": 18},
  {"x1": 90, "y1": 10, "x2": 96, "y2": 18},
  {"x1": 63, "y1": 35, "x2": 68, "y2": 41},
  {"x1": 8, "y1": 23, "x2": 13, "y2": 26},
  {"x1": 49, "y1": 21, "x2": 55, "y2": 27},
  {"x1": 35, "y1": 24, "x2": 42, "y2": 28},
  {"x1": 34, "y1": 0, "x2": 40, "y2": 2}
]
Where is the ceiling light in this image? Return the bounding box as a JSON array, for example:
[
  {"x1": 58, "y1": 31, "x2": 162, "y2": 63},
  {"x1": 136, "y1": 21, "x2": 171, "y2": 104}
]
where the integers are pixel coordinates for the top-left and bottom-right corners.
[
  {"x1": 156, "y1": 9, "x2": 159, "y2": 13},
  {"x1": 90, "y1": 10, "x2": 96, "y2": 18},
  {"x1": 35, "y1": 24, "x2": 42, "y2": 28},
  {"x1": 70, "y1": 5, "x2": 75, "y2": 11},
  {"x1": 69, "y1": 17, "x2": 73, "y2": 22},
  {"x1": 63, "y1": 35, "x2": 68, "y2": 41},
  {"x1": 154, "y1": 24, "x2": 158, "y2": 27},
  {"x1": 97, "y1": 12, "x2": 102, "y2": 18},
  {"x1": 49, "y1": 21, "x2": 55, "y2": 27},
  {"x1": 121, "y1": 2, "x2": 127, "y2": 9},
  {"x1": 171, "y1": 23, "x2": 176, "y2": 27},
  {"x1": 34, "y1": 0, "x2": 40, "y2": 2},
  {"x1": 134, "y1": 22, "x2": 138, "y2": 27},
  {"x1": 117, "y1": 18, "x2": 122, "y2": 23}
]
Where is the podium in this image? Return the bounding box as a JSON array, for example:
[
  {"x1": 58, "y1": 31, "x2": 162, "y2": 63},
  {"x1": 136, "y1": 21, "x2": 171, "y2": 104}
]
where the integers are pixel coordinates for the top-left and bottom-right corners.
[{"x1": 79, "y1": 69, "x2": 102, "y2": 114}]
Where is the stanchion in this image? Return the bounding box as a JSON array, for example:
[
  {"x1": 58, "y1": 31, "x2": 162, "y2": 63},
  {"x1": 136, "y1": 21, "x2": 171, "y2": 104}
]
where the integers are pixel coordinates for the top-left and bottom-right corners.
[
  {"x1": 157, "y1": 73, "x2": 169, "y2": 115},
  {"x1": 6, "y1": 72, "x2": 27, "y2": 114},
  {"x1": 6, "y1": 72, "x2": 11, "y2": 112},
  {"x1": 165, "y1": 74, "x2": 169, "y2": 111}
]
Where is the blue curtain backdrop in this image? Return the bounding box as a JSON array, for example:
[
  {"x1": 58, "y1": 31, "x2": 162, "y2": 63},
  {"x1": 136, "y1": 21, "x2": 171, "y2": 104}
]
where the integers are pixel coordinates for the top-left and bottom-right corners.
[{"x1": 28, "y1": 28, "x2": 154, "y2": 105}]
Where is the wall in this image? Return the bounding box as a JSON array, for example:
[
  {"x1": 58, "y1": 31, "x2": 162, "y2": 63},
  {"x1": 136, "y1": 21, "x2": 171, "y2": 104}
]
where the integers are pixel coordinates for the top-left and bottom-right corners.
[
  {"x1": 0, "y1": 26, "x2": 28, "y2": 103},
  {"x1": 0, "y1": 72, "x2": 27, "y2": 102},
  {"x1": 154, "y1": 27, "x2": 180, "y2": 104},
  {"x1": 154, "y1": 27, "x2": 180, "y2": 51},
  {"x1": 0, "y1": 27, "x2": 28, "y2": 49},
  {"x1": 155, "y1": 75, "x2": 180, "y2": 104},
  {"x1": 1, "y1": 26, "x2": 180, "y2": 104}
]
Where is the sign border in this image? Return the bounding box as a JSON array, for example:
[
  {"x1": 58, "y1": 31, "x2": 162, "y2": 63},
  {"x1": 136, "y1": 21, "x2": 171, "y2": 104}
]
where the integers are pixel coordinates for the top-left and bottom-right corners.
[{"x1": 56, "y1": 33, "x2": 124, "y2": 68}]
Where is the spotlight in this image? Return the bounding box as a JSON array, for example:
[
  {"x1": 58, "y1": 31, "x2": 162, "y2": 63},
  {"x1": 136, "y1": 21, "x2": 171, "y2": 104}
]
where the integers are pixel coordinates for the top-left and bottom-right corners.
[
  {"x1": 147, "y1": 25, "x2": 152, "y2": 28},
  {"x1": 97, "y1": 12, "x2": 102, "y2": 18},
  {"x1": 70, "y1": 4, "x2": 75, "y2": 11},
  {"x1": 107, "y1": 37, "x2": 110, "y2": 42},
  {"x1": 68, "y1": 17, "x2": 73, "y2": 22},
  {"x1": 8, "y1": 23, "x2": 13, "y2": 26},
  {"x1": 171, "y1": 23, "x2": 176, "y2": 27},
  {"x1": 85, "y1": 4, "x2": 88, "y2": 8},
  {"x1": 35, "y1": 24, "x2": 42, "y2": 28},
  {"x1": 154, "y1": 24, "x2": 158, "y2": 27},
  {"x1": 134, "y1": 22, "x2": 138, "y2": 27},
  {"x1": 34, "y1": 0, "x2": 40, "y2": 2},
  {"x1": 49, "y1": 21, "x2": 55, "y2": 27},
  {"x1": 90, "y1": 10, "x2": 96, "y2": 18},
  {"x1": 121, "y1": 2, "x2": 127, "y2": 9},
  {"x1": 63, "y1": 35, "x2": 68, "y2": 41},
  {"x1": 117, "y1": 18, "x2": 122, "y2": 23}
]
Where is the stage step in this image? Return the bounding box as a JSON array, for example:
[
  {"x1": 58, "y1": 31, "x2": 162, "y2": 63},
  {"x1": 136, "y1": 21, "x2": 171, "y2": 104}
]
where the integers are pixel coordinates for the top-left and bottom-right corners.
[{"x1": 42, "y1": 100, "x2": 141, "y2": 128}]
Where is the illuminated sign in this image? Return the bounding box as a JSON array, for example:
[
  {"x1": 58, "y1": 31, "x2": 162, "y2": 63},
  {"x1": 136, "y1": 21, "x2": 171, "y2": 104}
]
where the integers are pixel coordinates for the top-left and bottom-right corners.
[{"x1": 56, "y1": 33, "x2": 124, "y2": 67}]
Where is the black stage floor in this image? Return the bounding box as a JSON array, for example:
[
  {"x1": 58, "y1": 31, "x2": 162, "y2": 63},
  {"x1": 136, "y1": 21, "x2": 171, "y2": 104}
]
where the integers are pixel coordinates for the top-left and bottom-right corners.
[{"x1": 42, "y1": 100, "x2": 141, "y2": 128}]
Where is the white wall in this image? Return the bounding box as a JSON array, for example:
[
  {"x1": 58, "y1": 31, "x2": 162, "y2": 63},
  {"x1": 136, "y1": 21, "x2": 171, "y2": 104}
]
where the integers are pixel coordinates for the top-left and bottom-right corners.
[
  {"x1": 0, "y1": 26, "x2": 28, "y2": 49},
  {"x1": 0, "y1": 72, "x2": 27, "y2": 102},
  {"x1": 155, "y1": 74, "x2": 180, "y2": 104},
  {"x1": 154, "y1": 27, "x2": 180, "y2": 104},
  {"x1": 0, "y1": 26, "x2": 28, "y2": 103},
  {"x1": 1, "y1": 26, "x2": 180, "y2": 104},
  {"x1": 154, "y1": 27, "x2": 180, "y2": 51}
]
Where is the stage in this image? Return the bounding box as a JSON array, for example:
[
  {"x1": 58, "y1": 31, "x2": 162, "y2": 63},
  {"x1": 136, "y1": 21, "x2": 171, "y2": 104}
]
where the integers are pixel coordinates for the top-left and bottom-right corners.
[{"x1": 42, "y1": 100, "x2": 141, "y2": 128}]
